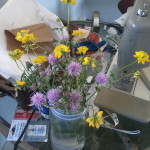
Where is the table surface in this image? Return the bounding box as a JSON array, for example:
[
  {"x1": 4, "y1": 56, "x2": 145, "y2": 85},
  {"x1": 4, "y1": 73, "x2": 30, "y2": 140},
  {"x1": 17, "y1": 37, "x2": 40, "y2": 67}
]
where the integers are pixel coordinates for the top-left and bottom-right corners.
[{"x1": 1, "y1": 97, "x2": 150, "y2": 150}]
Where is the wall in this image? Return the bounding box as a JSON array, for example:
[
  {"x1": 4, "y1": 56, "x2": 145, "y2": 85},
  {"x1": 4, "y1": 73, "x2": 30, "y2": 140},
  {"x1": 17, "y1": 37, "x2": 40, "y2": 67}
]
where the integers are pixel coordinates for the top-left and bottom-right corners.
[
  {"x1": 36, "y1": 0, "x2": 122, "y2": 23},
  {"x1": 0, "y1": 0, "x2": 122, "y2": 23}
]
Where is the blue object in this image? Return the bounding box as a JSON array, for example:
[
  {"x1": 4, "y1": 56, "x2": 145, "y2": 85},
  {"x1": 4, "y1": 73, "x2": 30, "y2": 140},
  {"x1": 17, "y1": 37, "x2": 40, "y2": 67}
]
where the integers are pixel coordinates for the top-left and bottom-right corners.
[
  {"x1": 35, "y1": 104, "x2": 50, "y2": 119},
  {"x1": 103, "y1": 45, "x2": 117, "y2": 52}
]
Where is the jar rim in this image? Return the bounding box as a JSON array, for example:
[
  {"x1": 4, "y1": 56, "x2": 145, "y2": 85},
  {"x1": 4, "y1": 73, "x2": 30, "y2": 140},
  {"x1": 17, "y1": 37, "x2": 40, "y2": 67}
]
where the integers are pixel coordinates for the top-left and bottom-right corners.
[{"x1": 50, "y1": 108, "x2": 88, "y2": 120}]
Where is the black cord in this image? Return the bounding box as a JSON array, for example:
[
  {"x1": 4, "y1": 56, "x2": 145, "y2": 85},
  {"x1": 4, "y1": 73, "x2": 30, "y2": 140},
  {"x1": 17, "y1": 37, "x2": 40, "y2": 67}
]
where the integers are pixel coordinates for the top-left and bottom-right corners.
[{"x1": 13, "y1": 109, "x2": 36, "y2": 150}]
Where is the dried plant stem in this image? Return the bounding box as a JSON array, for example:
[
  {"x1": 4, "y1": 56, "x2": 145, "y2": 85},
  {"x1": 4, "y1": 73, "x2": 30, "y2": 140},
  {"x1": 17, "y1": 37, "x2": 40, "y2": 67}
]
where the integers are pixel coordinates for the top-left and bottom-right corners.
[
  {"x1": 36, "y1": 43, "x2": 46, "y2": 52},
  {"x1": 32, "y1": 49, "x2": 38, "y2": 57}
]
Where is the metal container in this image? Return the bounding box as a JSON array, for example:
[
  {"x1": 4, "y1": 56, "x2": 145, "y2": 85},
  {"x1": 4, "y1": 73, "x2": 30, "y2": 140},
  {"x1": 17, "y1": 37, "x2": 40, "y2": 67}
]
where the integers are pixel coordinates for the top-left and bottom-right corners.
[{"x1": 118, "y1": 0, "x2": 150, "y2": 70}]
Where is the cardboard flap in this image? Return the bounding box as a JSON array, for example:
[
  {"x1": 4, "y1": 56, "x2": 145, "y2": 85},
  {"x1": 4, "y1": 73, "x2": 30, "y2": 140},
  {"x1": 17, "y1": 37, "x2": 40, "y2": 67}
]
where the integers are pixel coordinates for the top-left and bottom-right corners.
[{"x1": 5, "y1": 23, "x2": 54, "y2": 53}]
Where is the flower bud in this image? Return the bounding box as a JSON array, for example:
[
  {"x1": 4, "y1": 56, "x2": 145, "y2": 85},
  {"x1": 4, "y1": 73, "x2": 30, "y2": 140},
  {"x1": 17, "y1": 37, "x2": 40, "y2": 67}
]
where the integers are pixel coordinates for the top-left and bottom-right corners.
[{"x1": 39, "y1": 71, "x2": 45, "y2": 77}]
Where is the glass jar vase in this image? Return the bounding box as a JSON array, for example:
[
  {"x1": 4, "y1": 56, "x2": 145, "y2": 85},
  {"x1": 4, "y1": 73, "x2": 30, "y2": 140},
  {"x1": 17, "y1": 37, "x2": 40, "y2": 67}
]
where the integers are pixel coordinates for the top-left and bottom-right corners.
[{"x1": 49, "y1": 108, "x2": 88, "y2": 150}]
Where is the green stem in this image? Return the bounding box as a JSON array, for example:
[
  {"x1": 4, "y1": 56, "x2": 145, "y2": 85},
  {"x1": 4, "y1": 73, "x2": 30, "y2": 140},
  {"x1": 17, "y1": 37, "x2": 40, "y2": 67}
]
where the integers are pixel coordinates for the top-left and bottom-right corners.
[
  {"x1": 112, "y1": 72, "x2": 134, "y2": 83},
  {"x1": 26, "y1": 50, "x2": 33, "y2": 64},
  {"x1": 116, "y1": 60, "x2": 137, "y2": 73},
  {"x1": 15, "y1": 61, "x2": 23, "y2": 72},
  {"x1": 19, "y1": 60, "x2": 32, "y2": 80},
  {"x1": 23, "y1": 73, "x2": 33, "y2": 84},
  {"x1": 67, "y1": 4, "x2": 70, "y2": 32}
]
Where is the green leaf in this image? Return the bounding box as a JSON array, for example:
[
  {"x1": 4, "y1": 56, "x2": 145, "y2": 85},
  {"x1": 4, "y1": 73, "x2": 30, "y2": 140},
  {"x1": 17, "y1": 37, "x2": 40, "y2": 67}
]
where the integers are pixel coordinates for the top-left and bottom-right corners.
[{"x1": 56, "y1": 18, "x2": 61, "y2": 22}]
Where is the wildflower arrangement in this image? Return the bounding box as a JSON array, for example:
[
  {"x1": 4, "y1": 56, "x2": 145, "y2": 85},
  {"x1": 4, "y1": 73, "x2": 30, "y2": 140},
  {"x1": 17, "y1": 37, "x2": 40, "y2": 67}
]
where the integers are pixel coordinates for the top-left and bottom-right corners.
[{"x1": 8, "y1": 0, "x2": 150, "y2": 129}]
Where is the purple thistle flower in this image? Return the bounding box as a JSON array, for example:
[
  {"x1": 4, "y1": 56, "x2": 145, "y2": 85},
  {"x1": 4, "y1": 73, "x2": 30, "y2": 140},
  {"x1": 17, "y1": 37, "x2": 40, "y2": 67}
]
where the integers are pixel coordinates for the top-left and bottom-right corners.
[
  {"x1": 47, "y1": 54, "x2": 57, "y2": 64},
  {"x1": 96, "y1": 72, "x2": 108, "y2": 84},
  {"x1": 71, "y1": 103, "x2": 77, "y2": 112},
  {"x1": 67, "y1": 62, "x2": 81, "y2": 76},
  {"x1": 47, "y1": 89, "x2": 60, "y2": 103},
  {"x1": 30, "y1": 92, "x2": 46, "y2": 107},
  {"x1": 70, "y1": 91, "x2": 81, "y2": 103},
  {"x1": 45, "y1": 68, "x2": 52, "y2": 74}
]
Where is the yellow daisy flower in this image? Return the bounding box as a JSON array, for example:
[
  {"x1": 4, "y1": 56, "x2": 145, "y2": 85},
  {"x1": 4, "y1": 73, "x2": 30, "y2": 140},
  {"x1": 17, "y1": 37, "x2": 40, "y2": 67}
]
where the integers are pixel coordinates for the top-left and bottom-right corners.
[
  {"x1": 16, "y1": 80, "x2": 26, "y2": 86},
  {"x1": 76, "y1": 46, "x2": 88, "y2": 55},
  {"x1": 82, "y1": 57, "x2": 91, "y2": 65},
  {"x1": 15, "y1": 30, "x2": 36, "y2": 43},
  {"x1": 9, "y1": 49, "x2": 24, "y2": 61},
  {"x1": 21, "y1": 35, "x2": 30, "y2": 44},
  {"x1": 86, "y1": 111, "x2": 103, "y2": 128},
  {"x1": 72, "y1": 30, "x2": 83, "y2": 36},
  {"x1": 133, "y1": 51, "x2": 149, "y2": 64},
  {"x1": 33, "y1": 56, "x2": 47, "y2": 64},
  {"x1": 54, "y1": 44, "x2": 70, "y2": 53},
  {"x1": 54, "y1": 44, "x2": 70, "y2": 58},
  {"x1": 60, "y1": 0, "x2": 76, "y2": 5},
  {"x1": 86, "y1": 118, "x2": 95, "y2": 127}
]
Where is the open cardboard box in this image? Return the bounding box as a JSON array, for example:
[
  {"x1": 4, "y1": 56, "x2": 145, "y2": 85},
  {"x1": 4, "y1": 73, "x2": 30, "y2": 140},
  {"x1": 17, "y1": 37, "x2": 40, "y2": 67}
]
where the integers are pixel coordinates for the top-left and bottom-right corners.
[{"x1": 94, "y1": 52, "x2": 150, "y2": 123}]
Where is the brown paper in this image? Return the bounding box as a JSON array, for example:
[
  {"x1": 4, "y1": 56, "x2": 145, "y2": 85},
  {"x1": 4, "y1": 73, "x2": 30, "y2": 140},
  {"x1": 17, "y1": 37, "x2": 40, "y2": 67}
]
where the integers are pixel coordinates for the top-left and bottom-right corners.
[{"x1": 4, "y1": 23, "x2": 54, "y2": 54}]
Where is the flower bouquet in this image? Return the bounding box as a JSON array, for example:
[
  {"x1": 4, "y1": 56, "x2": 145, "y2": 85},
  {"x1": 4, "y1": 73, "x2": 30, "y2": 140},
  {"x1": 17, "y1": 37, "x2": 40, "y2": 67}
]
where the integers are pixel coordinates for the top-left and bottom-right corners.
[{"x1": 8, "y1": 0, "x2": 150, "y2": 150}]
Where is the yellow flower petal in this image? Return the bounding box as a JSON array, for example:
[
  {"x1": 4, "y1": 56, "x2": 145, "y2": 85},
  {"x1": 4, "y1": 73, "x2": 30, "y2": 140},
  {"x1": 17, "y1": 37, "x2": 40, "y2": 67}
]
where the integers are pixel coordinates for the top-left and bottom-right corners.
[
  {"x1": 33, "y1": 56, "x2": 47, "y2": 64},
  {"x1": 92, "y1": 63, "x2": 96, "y2": 68},
  {"x1": 133, "y1": 51, "x2": 150, "y2": 64},
  {"x1": 97, "y1": 111, "x2": 103, "y2": 118},
  {"x1": 54, "y1": 44, "x2": 70, "y2": 53},
  {"x1": 16, "y1": 80, "x2": 26, "y2": 86},
  {"x1": 89, "y1": 121, "x2": 95, "y2": 127},
  {"x1": 72, "y1": 30, "x2": 83, "y2": 36},
  {"x1": 60, "y1": 0, "x2": 76, "y2": 5},
  {"x1": 20, "y1": 30, "x2": 29, "y2": 34},
  {"x1": 82, "y1": 57, "x2": 91, "y2": 65},
  {"x1": 22, "y1": 35, "x2": 29, "y2": 43},
  {"x1": 9, "y1": 49, "x2": 24, "y2": 61},
  {"x1": 76, "y1": 46, "x2": 88, "y2": 55},
  {"x1": 29, "y1": 33, "x2": 36, "y2": 41},
  {"x1": 86, "y1": 117, "x2": 92, "y2": 123},
  {"x1": 95, "y1": 120, "x2": 103, "y2": 128},
  {"x1": 15, "y1": 30, "x2": 36, "y2": 43},
  {"x1": 54, "y1": 51, "x2": 62, "y2": 58}
]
